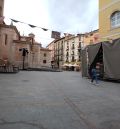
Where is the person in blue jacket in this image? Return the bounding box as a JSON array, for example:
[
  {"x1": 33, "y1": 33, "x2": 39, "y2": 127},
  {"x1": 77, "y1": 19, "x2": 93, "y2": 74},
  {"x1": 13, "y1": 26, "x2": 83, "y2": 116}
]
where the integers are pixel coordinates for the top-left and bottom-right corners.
[{"x1": 91, "y1": 66, "x2": 99, "y2": 85}]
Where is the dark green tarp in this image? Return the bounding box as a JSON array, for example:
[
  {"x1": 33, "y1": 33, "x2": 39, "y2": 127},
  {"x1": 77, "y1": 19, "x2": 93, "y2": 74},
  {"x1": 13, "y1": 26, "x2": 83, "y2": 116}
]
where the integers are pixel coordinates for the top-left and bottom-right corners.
[
  {"x1": 81, "y1": 38, "x2": 120, "y2": 80},
  {"x1": 103, "y1": 38, "x2": 120, "y2": 79},
  {"x1": 87, "y1": 43, "x2": 101, "y2": 65}
]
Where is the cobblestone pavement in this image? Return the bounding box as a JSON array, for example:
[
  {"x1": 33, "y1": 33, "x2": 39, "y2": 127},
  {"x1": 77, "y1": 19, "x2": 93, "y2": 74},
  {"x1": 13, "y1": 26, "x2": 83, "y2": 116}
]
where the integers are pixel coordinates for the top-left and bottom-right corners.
[{"x1": 0, "y1": 71, "x2": 120, "y2": 129}]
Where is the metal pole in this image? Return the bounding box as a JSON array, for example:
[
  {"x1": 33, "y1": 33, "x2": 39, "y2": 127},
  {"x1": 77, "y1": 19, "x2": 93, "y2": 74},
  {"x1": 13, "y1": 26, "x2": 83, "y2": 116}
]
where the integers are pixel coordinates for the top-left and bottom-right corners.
[{"x1": 23, "y1": 55, "x2": 25, "y2": 70}]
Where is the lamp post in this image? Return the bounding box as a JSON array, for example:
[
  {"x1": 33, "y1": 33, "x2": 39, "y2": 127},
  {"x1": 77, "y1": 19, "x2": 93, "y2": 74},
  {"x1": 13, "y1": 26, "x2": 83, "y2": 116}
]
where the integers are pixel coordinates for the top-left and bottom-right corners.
[{"x1": 19, "y1": 48, "x2": 29, "y2": 70}]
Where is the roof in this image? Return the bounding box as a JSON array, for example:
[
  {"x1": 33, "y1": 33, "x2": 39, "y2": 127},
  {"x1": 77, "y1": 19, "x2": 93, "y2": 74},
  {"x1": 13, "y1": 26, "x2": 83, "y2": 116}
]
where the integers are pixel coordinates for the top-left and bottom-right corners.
[
  {"x1": 46, "y1": 39, "x2": 56, "y2": 47},
  {"x1": 54, "y1": 37, "x2": 65, "y2": 43},
  {"x1": 40, "y1": 48, "x2": 51, "y2": 51},
  {"x1": 64, "y1": 35, "x2": 77, "y2": 41},
  {"x1": 83, "y1": 29, "x2": 99, "y2": 36},
  {"x1": 20, "y1": 36, "x2": 32, "y2": 38},
  {"x1": 0, "y1": 24, "x2": 20, "y2": 37},
  {"x1": 13, "y1": 40, "x2": 31, "y2": 44}
]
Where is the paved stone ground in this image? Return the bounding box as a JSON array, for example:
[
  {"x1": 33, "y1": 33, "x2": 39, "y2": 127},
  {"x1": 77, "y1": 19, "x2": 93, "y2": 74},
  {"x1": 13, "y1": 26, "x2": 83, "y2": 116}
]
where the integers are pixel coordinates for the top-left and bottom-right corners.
[{"x1": 0, "y1": 71, "x2": 120, "y2": 129}]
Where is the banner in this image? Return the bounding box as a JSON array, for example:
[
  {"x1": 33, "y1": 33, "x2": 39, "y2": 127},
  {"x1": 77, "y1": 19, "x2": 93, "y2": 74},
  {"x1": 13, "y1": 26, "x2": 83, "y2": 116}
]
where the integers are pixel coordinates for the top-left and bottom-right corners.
[
  {"x1": 51, "y1": 31, "x2": 61, "y2": 39},
  {"x1": 7, "y1": 17, "x2": 74, "y2": 36},
  {"x1": 11, "y1": 19, "x2": 19, "y2": 23},
  {"x1": 42, "y1": 28, "x2": 48, "y2": 31},
  {"x1": 28, "y1": 24, "x2": 36, "y2": 28}
]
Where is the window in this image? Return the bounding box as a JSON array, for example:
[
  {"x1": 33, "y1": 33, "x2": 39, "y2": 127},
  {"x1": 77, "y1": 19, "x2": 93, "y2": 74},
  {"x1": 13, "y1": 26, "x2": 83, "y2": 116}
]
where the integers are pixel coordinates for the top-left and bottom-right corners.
[
  {"x1": 43, "y1": 60, "x2": 46, "y2": 64},
  {"x1": 90, "y1": 39, "x2": 93, "y2": 44},
  {"x1": 66, "y1": 57, "x2": 69, "y2": 62},
  {"x1": 5, "y1": 34, "x2": 7, "y2": 45},
  {"x1": 72, "y1": 56, "x2": 74, "y2": 62},
  {"x1": 90, "y1": 33, "x2": 93, "y2": 36},
  {"x1": 44, "y1": 53, "x2": 47, "y2": 57},
  {"x1": 72, "y1": 44, "x2": 75, "y2": 49},
  {"x1": 79, "y1": 56, "x2": 81, "y2": 61},
  {"x1": 111, "y1": 11, "x2": 120, "y2": 28},
  {"x1": 66, "y1": 52, "x2": 69, "y2": 56},
  {"x1": 78, "y1": 42, "x2": 81, "y2": 48}
]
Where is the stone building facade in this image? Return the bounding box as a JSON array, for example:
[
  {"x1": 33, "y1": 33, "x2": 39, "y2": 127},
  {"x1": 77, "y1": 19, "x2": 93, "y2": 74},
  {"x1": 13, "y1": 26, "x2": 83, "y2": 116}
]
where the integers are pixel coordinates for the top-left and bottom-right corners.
[
  {"x1": 0, "y1": 23, "x2": 51, "y2": 69},
  {"x1": 0, "y1": 0, "x2": 54, "y2": 69},
  {"x1": 13, "y1": 40, "x2": 31, "y2": 69},
  {"x1": 49, "y1": 30, "x2": 99, "y2": 69},
  {"x1": 0, "y1": 24, "x2": 20, "y2": 65},
  {"x1": 54, "y1": 37, "x2": 65, "y2": 68},
  {"x1": 64, "y1": 35, "x2": 81, "y2": 65},
  {"x1": 39, "y1": 48, "x2": 52, "y2": 67},
  {"x1": 46, "y1": 40, "x2": 55, "y2": 66}
]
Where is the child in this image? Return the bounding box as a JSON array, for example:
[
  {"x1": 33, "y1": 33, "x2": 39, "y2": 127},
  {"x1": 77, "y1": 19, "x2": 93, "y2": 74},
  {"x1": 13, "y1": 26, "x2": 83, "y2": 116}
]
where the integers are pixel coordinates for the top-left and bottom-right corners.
[{"x1": 91, "y1": 67, "x2": 99, "y2": 85}]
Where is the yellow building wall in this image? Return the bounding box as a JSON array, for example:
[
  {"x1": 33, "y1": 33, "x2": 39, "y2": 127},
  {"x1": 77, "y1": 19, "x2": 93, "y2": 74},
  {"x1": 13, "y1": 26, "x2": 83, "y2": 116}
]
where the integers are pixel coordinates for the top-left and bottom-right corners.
[
  {"x1": 99, "y1": 0, "x2": 120, "y2": 41},
  {"x1": 83, "y1": 31, "x2": 99, "y2": 46}
]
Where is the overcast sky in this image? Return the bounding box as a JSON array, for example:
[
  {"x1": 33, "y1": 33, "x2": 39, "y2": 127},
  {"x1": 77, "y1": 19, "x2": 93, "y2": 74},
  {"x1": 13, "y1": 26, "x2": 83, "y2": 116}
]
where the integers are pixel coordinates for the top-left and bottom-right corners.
[{"x1": 4, "y1": 0, "x2": 98, "y2": 47}]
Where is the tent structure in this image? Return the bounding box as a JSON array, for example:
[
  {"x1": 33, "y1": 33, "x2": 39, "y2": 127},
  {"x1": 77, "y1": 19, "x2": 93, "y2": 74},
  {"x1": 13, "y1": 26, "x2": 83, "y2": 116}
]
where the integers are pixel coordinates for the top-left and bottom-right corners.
[{"x1": 81, "y1": 38, "x2": 120, "y2": 80}]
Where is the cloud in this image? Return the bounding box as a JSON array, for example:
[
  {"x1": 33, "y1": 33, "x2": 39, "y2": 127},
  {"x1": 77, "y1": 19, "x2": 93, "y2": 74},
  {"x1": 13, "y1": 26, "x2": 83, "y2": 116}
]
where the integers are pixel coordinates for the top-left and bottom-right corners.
[
  {"x1": 46, "y1": 0, "x2": 98, "y2": 33},
  {"x1": 4, "y1": 0, "x2": 98, "y2": 47}
]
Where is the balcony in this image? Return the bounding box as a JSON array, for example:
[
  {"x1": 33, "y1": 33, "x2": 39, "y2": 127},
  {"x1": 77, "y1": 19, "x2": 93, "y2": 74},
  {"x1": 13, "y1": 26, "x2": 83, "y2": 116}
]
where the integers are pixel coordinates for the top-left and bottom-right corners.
[
  {"x1": 66, "y1": 54, "x2": 69, "y2": 57},
  {"x1": 66, "y1": 48, "x2": 69, "y2": 51},
  {"x1": 71, "y1": 59, "x2": 75, "y2": 62},
  {"x1": 66, "y1": 60, "x2": 69, "y2": 63}
]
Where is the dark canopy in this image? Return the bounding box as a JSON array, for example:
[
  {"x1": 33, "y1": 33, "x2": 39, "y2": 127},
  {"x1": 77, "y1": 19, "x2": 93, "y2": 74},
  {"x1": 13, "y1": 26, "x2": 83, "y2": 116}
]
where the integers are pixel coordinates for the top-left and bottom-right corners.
[{"x1": 81, "y1": 38, "x2": 120, "y2": 80}]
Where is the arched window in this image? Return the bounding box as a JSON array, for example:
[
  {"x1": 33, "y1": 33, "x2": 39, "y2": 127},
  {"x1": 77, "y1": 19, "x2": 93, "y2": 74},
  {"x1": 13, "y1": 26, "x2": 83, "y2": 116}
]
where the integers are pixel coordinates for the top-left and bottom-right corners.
[{"x1": 111, "y1": 11, "x2": 120, "y2": 28}]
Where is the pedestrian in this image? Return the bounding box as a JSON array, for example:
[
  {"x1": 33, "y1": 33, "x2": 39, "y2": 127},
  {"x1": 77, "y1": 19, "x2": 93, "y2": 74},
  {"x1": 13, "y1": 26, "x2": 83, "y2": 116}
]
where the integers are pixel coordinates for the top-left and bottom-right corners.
[{"x1": 91, "y1": 66, "x2": 99, "y2": 85}]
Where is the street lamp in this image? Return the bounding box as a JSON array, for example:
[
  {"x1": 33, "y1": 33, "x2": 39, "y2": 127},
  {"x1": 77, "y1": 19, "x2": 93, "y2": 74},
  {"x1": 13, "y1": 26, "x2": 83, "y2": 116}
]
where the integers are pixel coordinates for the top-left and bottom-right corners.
[{"x1": 19, "y1": 48, "x2": 29, "y2": 70}]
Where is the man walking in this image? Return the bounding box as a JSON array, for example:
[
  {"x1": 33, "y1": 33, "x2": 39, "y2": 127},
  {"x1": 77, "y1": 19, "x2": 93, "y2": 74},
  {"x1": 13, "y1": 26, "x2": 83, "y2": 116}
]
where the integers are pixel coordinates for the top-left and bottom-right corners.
[{"x1": 91, "y1": 66, "x2": 99, "y2": 85}]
